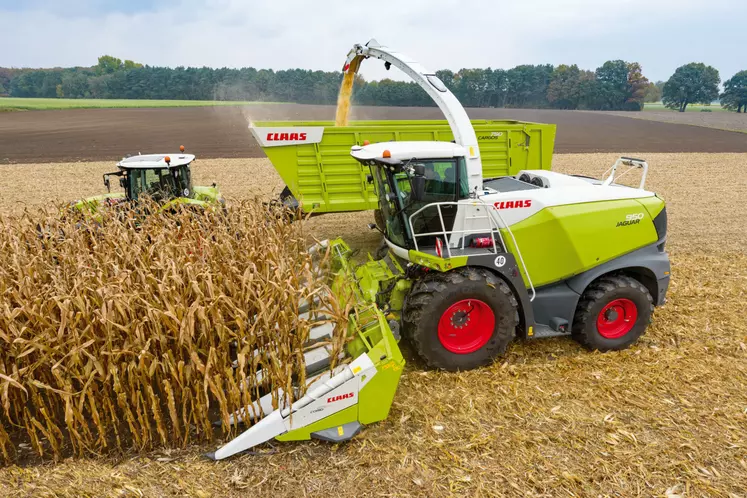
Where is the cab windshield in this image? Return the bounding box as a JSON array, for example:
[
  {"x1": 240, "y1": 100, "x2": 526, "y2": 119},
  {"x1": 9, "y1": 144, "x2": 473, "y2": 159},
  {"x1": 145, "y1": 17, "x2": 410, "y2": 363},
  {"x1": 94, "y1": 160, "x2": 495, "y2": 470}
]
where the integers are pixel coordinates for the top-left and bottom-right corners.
[
  {"x1": 375, "y1": 157, "x2": 469, "y2": 248},
  {"x1": 126, "y1": 165, "x2": 192, "y2": 201}
]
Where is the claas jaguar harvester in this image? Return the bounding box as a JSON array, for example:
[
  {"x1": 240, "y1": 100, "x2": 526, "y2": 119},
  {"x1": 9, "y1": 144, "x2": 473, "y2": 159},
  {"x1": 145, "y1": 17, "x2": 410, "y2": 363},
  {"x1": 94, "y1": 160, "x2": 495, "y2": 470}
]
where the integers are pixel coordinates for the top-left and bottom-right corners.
[{"x1": 209, "y1": 39, "x2": 670, "y2": 460}]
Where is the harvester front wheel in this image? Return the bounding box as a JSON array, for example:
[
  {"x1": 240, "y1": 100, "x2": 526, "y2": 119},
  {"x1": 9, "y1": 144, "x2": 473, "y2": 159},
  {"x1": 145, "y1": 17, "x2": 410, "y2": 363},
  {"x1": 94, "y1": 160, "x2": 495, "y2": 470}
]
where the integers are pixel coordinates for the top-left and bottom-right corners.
[
  {"x1": 403, "y1": 268, "x2": 518, "y2": 371},
  {"x1": 572, "y1": 275, "x2": 654, "y2": 351}
]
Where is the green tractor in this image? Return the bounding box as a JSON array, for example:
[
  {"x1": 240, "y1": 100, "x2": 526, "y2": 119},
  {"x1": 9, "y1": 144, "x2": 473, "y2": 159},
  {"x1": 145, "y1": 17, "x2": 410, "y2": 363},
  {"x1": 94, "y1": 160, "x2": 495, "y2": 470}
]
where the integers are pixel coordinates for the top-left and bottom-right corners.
[{"x1": 70, "y1": 146, "x2": 224, "y2": 216}]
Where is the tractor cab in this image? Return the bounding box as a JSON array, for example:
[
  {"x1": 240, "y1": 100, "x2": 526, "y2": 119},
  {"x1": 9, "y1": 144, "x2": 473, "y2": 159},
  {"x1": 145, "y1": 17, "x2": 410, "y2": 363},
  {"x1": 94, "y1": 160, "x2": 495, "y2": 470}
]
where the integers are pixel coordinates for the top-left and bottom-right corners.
[{"x1": 104, "y1": 153, "x2": 196, "y2": 203}]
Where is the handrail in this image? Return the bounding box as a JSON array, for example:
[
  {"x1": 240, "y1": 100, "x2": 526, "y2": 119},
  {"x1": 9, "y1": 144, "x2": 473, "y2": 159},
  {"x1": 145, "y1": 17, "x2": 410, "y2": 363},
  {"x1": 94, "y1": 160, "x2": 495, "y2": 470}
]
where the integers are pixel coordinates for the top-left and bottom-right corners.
[
  {"x1": 407, "y1": 201, "x2": 536, "y2": 301},
  {"x1": 602, "y1": 157, "x2": 649, "y2": 189},
  {"x1": 480, "y1": 199, "x2": 535, "y2": 302}
]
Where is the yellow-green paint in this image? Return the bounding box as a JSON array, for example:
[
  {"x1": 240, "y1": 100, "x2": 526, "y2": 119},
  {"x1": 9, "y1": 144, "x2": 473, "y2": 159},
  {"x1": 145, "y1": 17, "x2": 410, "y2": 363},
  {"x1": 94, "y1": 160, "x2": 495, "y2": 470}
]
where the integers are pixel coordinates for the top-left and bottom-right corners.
[
  {"x1": 72, "y1": 184, "x2": 223, "y2": 219},
  {"x1": 192, "y1": 185, "x2": 223, "y2": 203},
  {"x1": 257, "y1": 119, "x2": 556, "y2": 213},
  {"x1": 357, "y1": 356, "x2": 404, "y2": 424},
  {"x1": 636, "y1": 195, "x2": 666, "y2": 218},
  {"x1": 276, "y1": 405, "x2": 359, "y2": 441},
  {"x1": 275, "y1": 305, "x2": 405, "y2": 442},
  {"x1": 503, "y1": 198, "x2": 659, "y2": 287},
  {"x1": 407, "y1": 249, "x2": 468, "y2": 272}
]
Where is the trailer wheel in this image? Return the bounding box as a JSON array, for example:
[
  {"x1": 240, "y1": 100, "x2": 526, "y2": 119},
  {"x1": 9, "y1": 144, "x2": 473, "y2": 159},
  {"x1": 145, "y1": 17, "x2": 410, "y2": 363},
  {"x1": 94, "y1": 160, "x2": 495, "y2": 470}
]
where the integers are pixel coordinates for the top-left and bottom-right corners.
[
  {"x1": 572, "y1": 275, "x2": 654, "y2": 351},
  {"x1": 403, "y1": 268, "x2": 518, "y2": 371}
]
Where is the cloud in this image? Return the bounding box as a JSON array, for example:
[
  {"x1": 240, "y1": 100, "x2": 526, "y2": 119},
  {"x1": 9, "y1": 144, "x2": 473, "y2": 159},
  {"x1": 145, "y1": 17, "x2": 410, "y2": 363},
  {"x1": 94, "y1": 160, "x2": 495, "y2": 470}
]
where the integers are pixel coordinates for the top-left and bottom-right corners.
[
  {"x1": 1, "y1": 0, "x2": 745, "y2": 82},
  {"x1": 0, "y1": 0, "x2": 180, "y2": 16}
]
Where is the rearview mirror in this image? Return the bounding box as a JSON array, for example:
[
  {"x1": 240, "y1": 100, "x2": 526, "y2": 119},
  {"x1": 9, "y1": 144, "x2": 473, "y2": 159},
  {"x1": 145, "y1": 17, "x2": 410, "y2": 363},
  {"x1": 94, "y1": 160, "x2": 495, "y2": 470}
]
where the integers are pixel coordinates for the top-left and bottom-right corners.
[
  {"x1": 104, "y1": 177, "x2": 111, "y2": 192},
  {"x1": 119, "y1": 178, "x2": 126, "y2": 188},
  {"x1": 411, "y1": 164, "x2": 426, "y2": 202}
]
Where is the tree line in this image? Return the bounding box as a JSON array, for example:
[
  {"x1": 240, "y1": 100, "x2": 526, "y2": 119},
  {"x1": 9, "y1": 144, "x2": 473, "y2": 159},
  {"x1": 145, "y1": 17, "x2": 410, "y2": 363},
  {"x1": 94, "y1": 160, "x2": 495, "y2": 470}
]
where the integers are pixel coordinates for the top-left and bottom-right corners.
[{"x1": 1, "y1": 55, "x2": 746, "y2": 112}]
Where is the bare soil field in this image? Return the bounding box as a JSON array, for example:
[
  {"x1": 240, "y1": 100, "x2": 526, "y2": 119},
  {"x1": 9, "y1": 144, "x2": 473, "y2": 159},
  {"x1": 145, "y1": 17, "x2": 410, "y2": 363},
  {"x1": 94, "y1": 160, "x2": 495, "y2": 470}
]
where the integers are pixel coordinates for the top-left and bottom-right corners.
[
  {"x1": 603, "y1": 109, "x2": 747, "y2": 134},
  {"x1": 2, "y1": 106, "x2": 747, "y2": 164},
  {"x1": 1, "y1": 154, "x2": 746, "y2": 497}
]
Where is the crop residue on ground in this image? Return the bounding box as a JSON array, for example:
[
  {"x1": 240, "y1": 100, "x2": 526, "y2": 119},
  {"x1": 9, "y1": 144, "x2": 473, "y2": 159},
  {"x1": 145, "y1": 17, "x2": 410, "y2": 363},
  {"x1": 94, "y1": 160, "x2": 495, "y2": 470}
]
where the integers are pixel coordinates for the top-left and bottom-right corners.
[{"x1": 0, "y1": 153, "x2": 745, "y2": 497}]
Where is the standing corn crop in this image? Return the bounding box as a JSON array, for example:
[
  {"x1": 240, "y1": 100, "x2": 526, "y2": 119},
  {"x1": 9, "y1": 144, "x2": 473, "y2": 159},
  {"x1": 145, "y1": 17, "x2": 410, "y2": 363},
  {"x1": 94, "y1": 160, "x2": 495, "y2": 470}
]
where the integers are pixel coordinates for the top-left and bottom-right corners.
[{"x1": 0, "y1": 200, "x2": 347, "y2": 463}]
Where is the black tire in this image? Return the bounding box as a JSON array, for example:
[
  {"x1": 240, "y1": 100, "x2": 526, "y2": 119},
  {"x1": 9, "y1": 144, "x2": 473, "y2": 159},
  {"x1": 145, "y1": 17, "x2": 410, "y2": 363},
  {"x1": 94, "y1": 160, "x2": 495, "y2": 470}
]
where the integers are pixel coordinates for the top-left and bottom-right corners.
[
  {"x1": 403, "y1": 268, "x2": 519, "y2": 371},
  {"x1": 572, "y1": 275, "x2": 654, "y2": 351}
]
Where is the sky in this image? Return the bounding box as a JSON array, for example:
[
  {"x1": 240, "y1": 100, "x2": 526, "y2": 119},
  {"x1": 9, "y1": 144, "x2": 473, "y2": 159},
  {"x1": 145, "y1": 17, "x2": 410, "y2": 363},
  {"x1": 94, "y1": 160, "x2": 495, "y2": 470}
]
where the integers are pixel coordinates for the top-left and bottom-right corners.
[{"x1": 1, "y1": 0, "x2": 746, "y2": 83}]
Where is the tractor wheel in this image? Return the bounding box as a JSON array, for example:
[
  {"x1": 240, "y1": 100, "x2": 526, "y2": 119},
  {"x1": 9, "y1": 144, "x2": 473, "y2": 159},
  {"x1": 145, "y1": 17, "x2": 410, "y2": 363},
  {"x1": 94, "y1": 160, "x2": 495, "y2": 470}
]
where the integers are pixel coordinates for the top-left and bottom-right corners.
[
  {"x1": 572, "y1": 275, "x2": 654, "y2": 351},
  {"x1": 403, "y1": 268, "x2": 518, "y2": 371}
]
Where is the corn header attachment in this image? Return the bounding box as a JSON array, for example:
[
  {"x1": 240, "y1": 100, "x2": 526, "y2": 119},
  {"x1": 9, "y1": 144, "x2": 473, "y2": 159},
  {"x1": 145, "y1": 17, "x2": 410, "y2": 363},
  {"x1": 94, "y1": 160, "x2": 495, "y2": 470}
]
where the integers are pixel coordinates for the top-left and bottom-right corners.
[{"x1": 208, "y1": 240, "x2": 405, "y2": 460}]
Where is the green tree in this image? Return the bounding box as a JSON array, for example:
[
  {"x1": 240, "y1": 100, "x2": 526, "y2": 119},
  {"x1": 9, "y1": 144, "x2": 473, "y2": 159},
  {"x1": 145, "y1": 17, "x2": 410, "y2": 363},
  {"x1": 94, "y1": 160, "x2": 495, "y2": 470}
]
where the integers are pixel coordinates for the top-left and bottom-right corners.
[
  {"x1": 644, "y1": 81, "x2": 663, "y2": 102},
  {"x1": 61, "y1": 72, "x2": 91, "y2": 98},
  {"x1": 0, "y1": 56, "x2": 654, "y2": 109},
  {"x1": 720, "y1": 70, "x2": 747, "y2": 113},
  {"x1": 505, "y1": 64, "x2": 554, "y2": 108},
  {"x1": 576, "y1": 70, "x2": 598, "y2": 109},
  {"x1": 595, "y1": 60, "x2": 629, "y2": 109},
  {"x1": 485, "y1": 69, "x2": 507, "y2": 107},
  {"x1": 547, "y1": 64, "x2": 584, "y2": 109},
  {"x1": 96, "y1": 55, "x2": 123, "y2": 75},
  {"x1": 662, "y1": 63, "x2": 720, "y2": 112},
  {"x1": 435, "y1": 69, "x2": 455, "y2": 90},
  {"x1": 593, "y1": 60, "x2": 648, "y2": 110},
  {"x1": 452, "y1": 68, "x2": 490, "y2": 107},
  {"x1": 625, "y1": 62, "x2": 648, "y2": 110},
  {"x1": 0, "y1": 68, "x2": 13, "y2": 96},
  {"x1": 123, "y1": 60, "x2": 144, "y2": 70},
  {"x1": 87, "y1": 74, "x2": 111, "y2": 98}
]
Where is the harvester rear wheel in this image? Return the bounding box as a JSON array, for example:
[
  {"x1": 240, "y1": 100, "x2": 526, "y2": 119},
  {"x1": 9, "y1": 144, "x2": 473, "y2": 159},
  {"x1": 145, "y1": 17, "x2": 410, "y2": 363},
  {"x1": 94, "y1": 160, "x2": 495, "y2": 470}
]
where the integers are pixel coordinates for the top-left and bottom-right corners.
[
  {"x1": 403, "y1": 268, "x2": 518, "y2": 371},
  {"x1": 572, "y1": 275, "x2": 653, "y2": 351}
]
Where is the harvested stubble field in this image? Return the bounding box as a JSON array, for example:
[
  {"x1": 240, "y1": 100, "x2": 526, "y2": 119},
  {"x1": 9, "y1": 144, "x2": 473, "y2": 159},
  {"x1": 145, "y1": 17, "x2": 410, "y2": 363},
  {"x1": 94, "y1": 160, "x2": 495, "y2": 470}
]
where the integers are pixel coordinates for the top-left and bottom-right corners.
[{"x1": 0, "y1": 153, "x2": 746, "y2": 497}]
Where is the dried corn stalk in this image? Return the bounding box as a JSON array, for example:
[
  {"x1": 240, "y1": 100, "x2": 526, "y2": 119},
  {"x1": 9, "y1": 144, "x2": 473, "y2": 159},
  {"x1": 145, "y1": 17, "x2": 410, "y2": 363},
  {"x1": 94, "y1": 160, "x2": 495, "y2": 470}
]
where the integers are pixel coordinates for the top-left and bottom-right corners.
[{"x1": 0, "y1": 199, "x2": 347, "y2": 462}]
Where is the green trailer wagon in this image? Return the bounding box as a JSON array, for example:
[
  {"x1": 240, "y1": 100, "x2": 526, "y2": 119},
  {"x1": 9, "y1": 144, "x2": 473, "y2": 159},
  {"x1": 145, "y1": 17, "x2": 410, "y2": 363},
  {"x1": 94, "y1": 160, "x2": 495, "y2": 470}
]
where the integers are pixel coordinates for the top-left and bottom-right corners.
[{"x1": 252, "y1": 119, "x2": 556, "y2": 214}]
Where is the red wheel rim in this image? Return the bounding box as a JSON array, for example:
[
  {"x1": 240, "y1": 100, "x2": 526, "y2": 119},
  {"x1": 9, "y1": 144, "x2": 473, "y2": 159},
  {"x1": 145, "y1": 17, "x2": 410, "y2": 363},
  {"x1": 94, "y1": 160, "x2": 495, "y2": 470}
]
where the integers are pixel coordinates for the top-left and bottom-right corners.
[
  {"x1": 596, "y1": 298, "x2": 638, "y2": 339},
  {"x1": 437, "y1": 299, "x2": 495, "y2": 354}
]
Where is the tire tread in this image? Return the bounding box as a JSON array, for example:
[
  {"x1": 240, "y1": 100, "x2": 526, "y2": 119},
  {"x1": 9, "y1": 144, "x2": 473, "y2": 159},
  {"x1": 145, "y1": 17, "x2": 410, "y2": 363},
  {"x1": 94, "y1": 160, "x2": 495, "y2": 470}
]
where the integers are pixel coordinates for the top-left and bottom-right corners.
[
  {"x1": 572, "y1": 274, "x2": 654, "y2": 351},
  {"x1": 403, "y1": 268, "x2": 518, "y2": 370}
]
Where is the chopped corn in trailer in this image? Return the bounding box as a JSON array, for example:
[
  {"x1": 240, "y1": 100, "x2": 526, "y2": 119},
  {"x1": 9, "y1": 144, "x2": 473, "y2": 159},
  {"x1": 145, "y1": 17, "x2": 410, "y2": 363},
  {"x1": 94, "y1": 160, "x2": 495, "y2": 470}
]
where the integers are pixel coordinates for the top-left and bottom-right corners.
[{"x1": 210, "y1": 39, "x2": 670, "y2": 459}]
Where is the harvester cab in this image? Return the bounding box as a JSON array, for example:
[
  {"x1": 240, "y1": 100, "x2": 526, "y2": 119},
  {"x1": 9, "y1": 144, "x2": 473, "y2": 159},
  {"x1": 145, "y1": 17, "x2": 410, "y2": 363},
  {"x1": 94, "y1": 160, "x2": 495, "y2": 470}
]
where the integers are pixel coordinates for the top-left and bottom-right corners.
[{"x1": 210, "y1": 40, "x2": 671, "y2": 459}]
